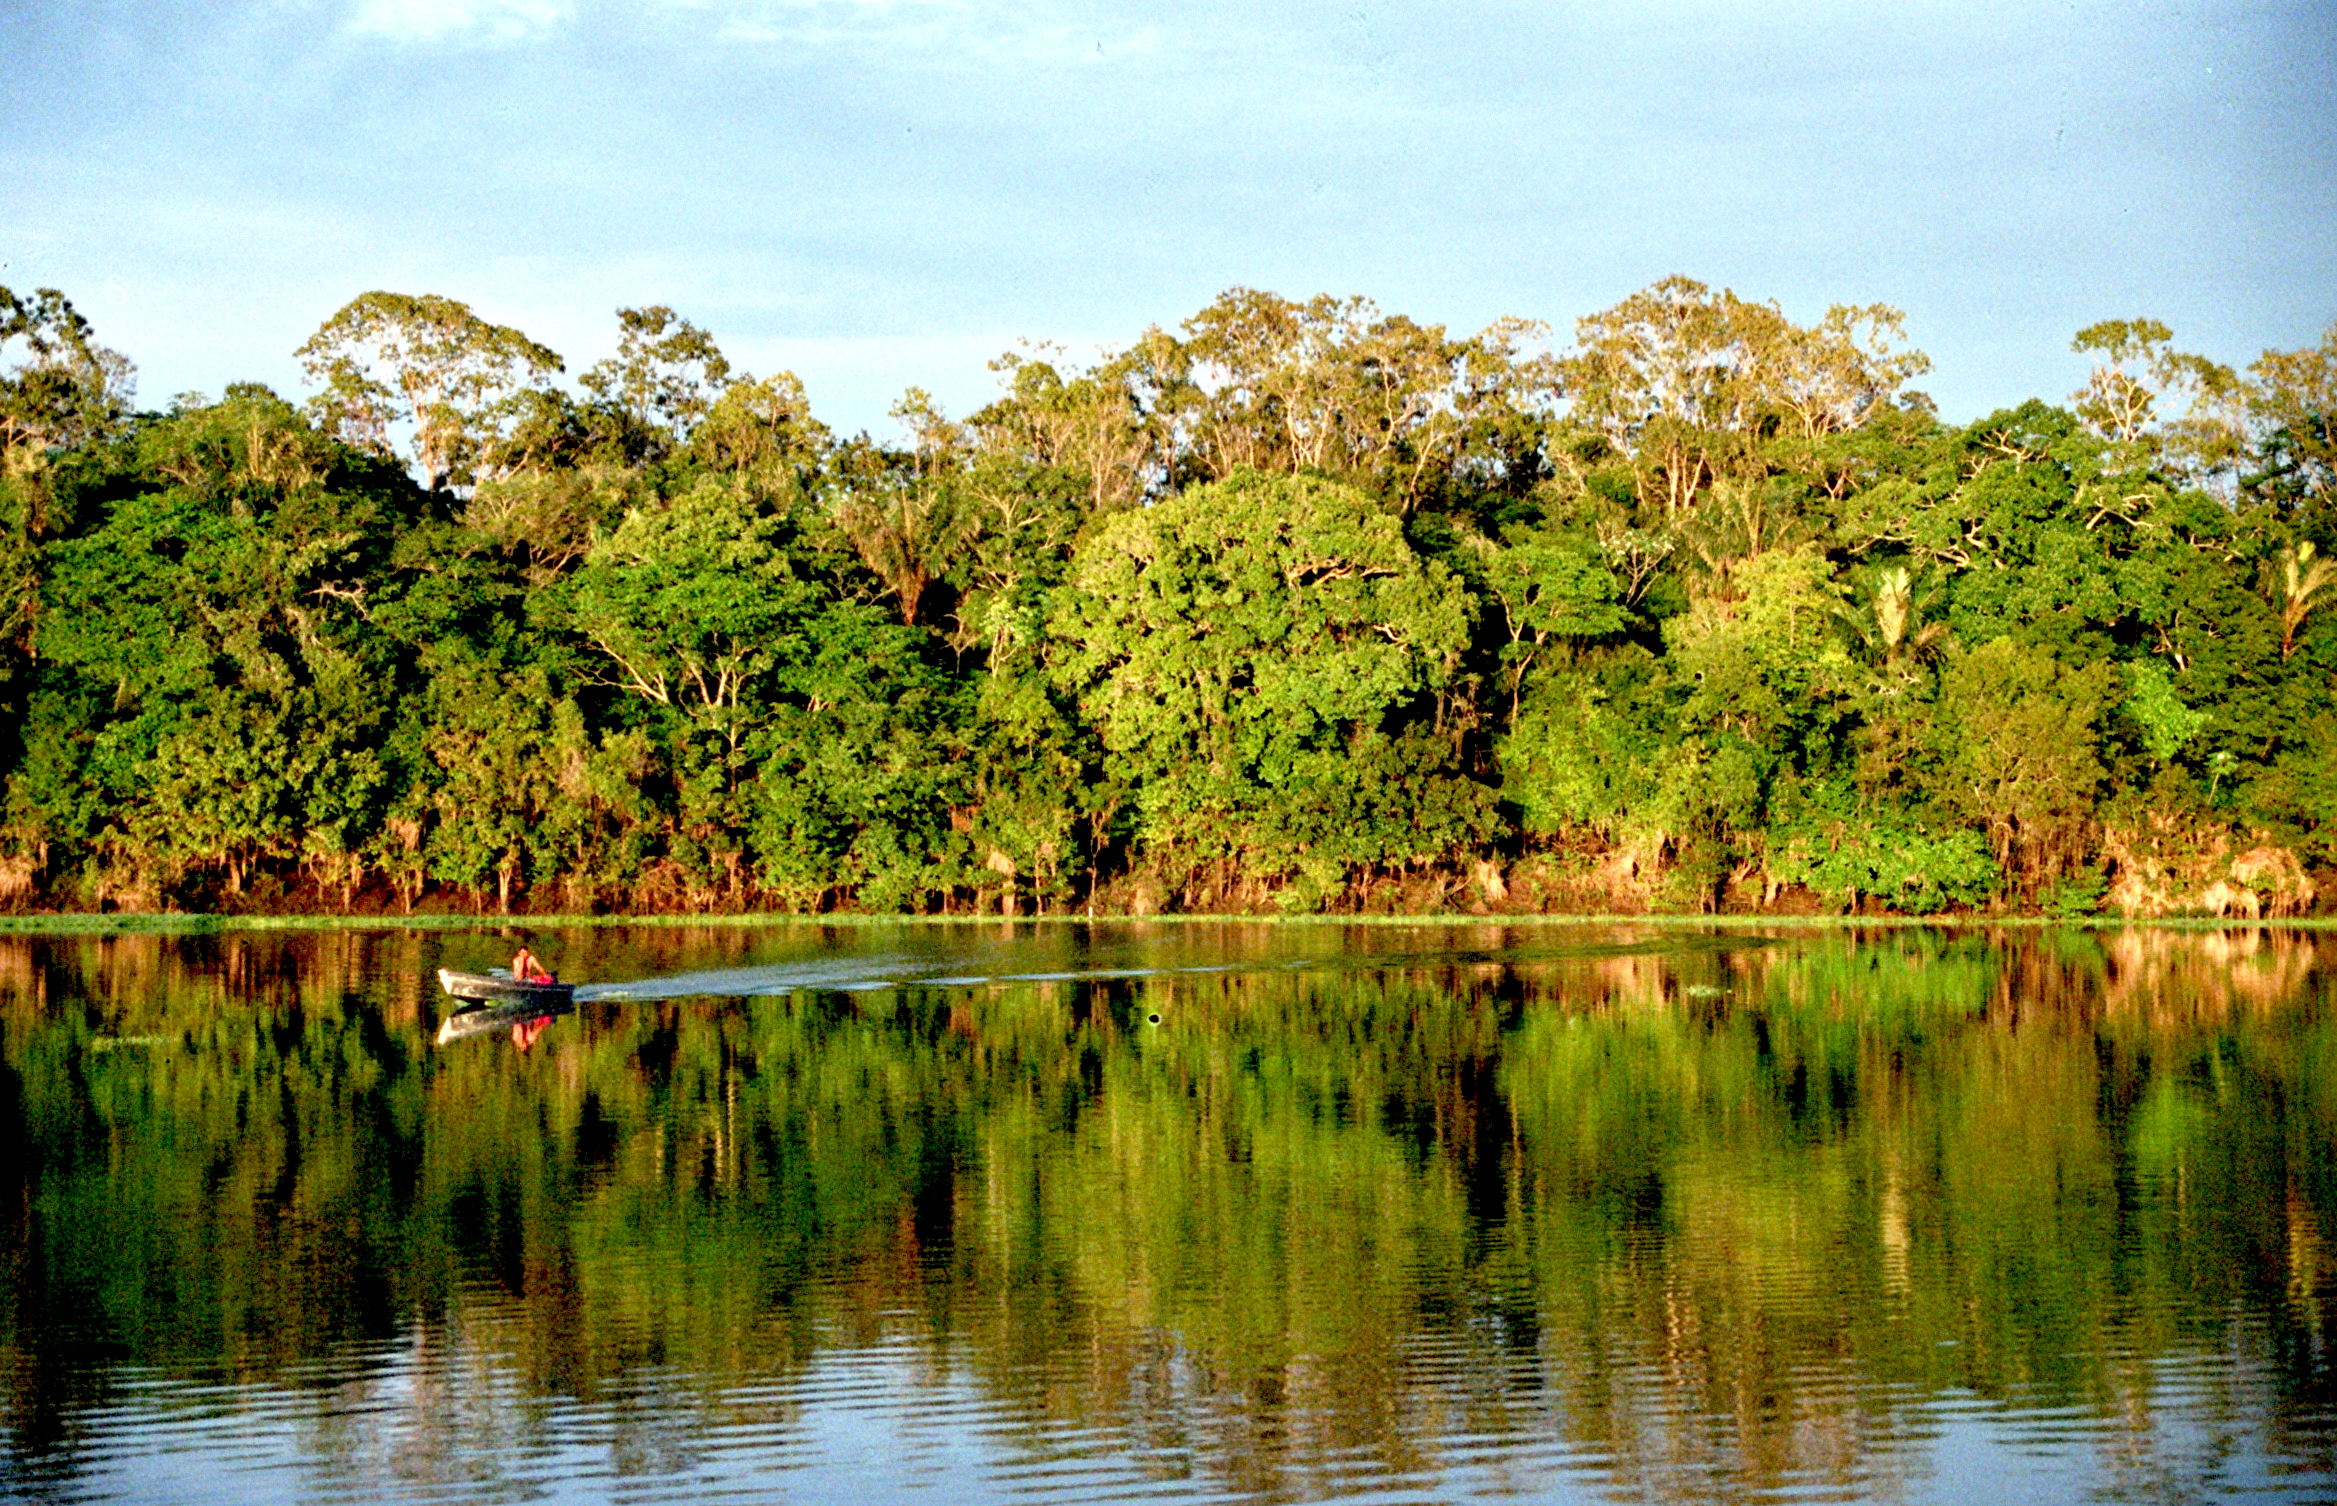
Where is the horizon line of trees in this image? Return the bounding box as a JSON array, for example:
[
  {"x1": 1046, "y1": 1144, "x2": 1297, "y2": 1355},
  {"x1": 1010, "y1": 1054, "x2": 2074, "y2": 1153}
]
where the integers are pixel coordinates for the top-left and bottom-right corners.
[{"x1": 0, "y1": 278, "x2": 2332, "y2": 916}]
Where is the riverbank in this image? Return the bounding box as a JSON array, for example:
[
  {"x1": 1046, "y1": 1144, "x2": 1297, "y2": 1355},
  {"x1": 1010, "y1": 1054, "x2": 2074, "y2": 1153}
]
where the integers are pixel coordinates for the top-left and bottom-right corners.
[{"x1": 4, "y1": 909, "x2": 2334, "y2": 937}]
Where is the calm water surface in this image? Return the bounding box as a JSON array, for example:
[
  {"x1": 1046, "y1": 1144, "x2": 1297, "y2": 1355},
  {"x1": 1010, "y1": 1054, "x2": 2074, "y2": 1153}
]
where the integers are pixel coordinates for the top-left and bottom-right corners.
[{"x1": 0, "y1": 921, "x2": 2331, "y2": 1503}]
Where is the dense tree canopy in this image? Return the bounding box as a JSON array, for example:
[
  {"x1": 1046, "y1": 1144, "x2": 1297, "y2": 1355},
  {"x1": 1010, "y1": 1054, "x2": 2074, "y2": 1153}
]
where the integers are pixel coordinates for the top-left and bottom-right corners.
[{"x1": 0, "y1": 280, "x2": 2331, "y2": 916}]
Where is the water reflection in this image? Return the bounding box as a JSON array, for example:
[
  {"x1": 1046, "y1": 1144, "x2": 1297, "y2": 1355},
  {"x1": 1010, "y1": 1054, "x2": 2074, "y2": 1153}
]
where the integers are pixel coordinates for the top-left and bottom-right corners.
[{"x1": 0, "y1": 923, "x2": 2330, "y2": 1503}]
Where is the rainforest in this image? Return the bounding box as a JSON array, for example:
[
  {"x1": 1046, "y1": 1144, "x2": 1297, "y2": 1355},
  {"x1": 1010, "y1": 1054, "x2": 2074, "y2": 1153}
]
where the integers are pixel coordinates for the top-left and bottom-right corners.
[{"x1": 1, "y1": 280, "x2": 2332, "y2": 918}]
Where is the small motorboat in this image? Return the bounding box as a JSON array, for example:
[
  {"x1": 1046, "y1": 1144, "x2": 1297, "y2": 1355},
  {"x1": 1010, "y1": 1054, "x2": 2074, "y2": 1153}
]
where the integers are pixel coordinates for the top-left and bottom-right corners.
[
  {"x1": 435, "y1": 968, "x2": 578, "y2": 1047},
  {"x1": 437, "y1": 967, "x2": 576, "y2": 1008}
]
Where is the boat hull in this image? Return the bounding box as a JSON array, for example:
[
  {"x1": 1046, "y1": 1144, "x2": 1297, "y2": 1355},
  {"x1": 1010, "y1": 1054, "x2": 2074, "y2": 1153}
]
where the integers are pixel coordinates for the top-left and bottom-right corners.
[{"x1": 437, "y1": 967, "x2": 576, "y2": 1008}]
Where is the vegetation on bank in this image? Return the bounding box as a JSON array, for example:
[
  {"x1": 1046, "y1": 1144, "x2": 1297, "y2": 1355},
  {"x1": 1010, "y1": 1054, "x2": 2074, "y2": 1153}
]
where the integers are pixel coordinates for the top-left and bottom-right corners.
[
  {"x1": 3, "y1": 914, "x2": 2336, "y2": 943},
  {"x1": 1, "y1": 282, "x2": 2332, "y2": 918}
]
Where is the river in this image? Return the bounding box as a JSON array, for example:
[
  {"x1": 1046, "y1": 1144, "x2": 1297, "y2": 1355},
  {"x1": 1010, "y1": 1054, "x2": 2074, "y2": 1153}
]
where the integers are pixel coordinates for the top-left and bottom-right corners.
[{"x1": 0, "y1": 920, "x2": 2329, "y2": 1503}]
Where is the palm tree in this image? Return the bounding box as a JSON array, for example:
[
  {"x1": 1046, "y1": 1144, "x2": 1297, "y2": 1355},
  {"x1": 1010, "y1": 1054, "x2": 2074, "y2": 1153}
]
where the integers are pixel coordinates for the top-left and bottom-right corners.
[
  {"x1": 2268, "y1": 541, "x2": 2336, "y2": 660},
  {"x1": 1840, "y1": 564, "x2": 1947, "y2": 687}
]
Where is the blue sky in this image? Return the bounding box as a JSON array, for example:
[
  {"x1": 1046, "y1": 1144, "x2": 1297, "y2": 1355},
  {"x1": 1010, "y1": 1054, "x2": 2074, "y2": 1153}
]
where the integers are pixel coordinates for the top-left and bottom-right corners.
[{"x1": 5, "y1": 0, "x2": 2334, "y2": 438}]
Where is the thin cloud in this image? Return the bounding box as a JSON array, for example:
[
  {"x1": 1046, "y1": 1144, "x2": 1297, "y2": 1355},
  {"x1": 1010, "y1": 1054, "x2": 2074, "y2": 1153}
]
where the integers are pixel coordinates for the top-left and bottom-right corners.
[
  {"x1": 653, "y1": 0, "x2": 1169, "y2": 67},
  {"x1": 345, "y1": 0, "x2": 574, "y2": 44}
]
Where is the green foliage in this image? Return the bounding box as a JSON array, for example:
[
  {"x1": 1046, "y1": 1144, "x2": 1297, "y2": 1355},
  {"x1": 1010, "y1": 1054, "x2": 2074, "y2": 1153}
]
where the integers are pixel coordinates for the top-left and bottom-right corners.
[
  {"x1": 1767, "y1": 781, "x2": 2001, "y2": 913},
  {"x1": 2245, "y1": 321, "x2": 2337, "y2": 536},
  {"x1": 414, "y1": 657, "x2": 570, "y2": 910},
  {"x1": 1498, "y1": 649, "x2": 1669, "y2": 836},
  {"x1": 1054, "y1": 470, "x2": 1484, "y2": 891},
  {"x1": 2248, "y1": 712, "x2": 2337, "y2": 864},
  {"x1": 2038, "y1": 869, "x2": 2110, "y2": 919},
  {"x1": 2069, "y1": 316, "x2": 2244, "y2": 483},
  {"x1": 2, "y1": 281, "x2": 2336, "y2": 916},
  {"x1": 14, "y1": 390, "x2": 413, "y2": 901},
  {"x1": 2122, "y1": 658, "x2": 2208, "y2": 764},
  {"x1": 1925, "y1": 639, "x2": 2119, "y2": 894},
  {"x1": 1474, "y1": 522, "x2": 1629, "y2": 712},
  {"x1": 1665, "y1": 545, "x2": 1852, "y2": 752},
  {"x1": 581, "y1": 305, "x2": 732, "y2": 443},
  {"x1": 744, "y1": 605, "x2": 966, "y2": 910},
  {"x1": 562, "y1": 479, "x2": 824, "y2": 743}
]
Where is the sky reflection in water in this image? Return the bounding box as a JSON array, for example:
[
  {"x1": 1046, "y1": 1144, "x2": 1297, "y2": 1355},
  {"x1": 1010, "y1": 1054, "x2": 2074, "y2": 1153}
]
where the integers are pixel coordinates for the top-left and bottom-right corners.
[{"x1": 0, "y1": 921, "x2": 2331, "y2": 1504}]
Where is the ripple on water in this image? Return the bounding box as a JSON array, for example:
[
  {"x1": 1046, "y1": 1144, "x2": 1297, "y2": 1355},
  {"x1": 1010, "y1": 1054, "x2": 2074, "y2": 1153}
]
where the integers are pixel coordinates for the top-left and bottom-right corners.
[{"x1": 7, "y1": 1314, "x2": 2335, "y2": 1506}]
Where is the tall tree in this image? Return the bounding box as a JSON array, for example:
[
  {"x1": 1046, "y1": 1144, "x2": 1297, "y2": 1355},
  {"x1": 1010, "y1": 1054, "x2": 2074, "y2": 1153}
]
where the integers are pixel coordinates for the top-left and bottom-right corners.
[
  {"x1": 296, "y1": 291, "x2": 563, "y2": 492},
  {"x1": 0, "y1": 285, "x2": 134, "y2": 455},
  {"x1": 2068, "y1": 317, "x2": 2245, "y2": 484},
  {"x1": 687, "y1": 372, "x2": 830, "y2": 482},
  {"x1": 971, "y1": 349, "x2": 1158, "y2": 513},
  {"x1": 2246, "y1": 322, "x2": 2337, "y2": 532},
  {"x1": 1561, "y1": 277, "x2": 1926, "y2": 521},
  {"x1": 580, "y1": 305, "x2": 732, "y2": 445},
  {"x1": 1160, "y1": 289, "x2": 1553, "y2": 513}
]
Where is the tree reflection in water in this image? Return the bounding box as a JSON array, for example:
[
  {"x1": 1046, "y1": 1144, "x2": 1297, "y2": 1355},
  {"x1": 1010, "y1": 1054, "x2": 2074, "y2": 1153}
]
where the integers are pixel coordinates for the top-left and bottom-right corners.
[{"x1": 0, "y1": 922, "x2": 2328, "y2": 1503}]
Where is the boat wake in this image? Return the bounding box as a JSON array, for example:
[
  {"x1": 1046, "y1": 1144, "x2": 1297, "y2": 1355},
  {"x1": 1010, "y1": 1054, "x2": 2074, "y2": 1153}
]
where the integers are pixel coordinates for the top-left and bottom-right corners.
[
  {"x1": 573, "y1": 955, "x2": 1252, "y2": 1003},
  {"x1": 567, "y1": 931, "x2": 1773, "y2": 1005}
]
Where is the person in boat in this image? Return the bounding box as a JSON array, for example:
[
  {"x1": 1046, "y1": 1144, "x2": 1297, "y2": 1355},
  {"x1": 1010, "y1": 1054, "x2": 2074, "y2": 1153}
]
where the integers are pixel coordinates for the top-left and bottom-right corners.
[{"x1": 510, "y1": 944, "x2": 555, "y2": 984}]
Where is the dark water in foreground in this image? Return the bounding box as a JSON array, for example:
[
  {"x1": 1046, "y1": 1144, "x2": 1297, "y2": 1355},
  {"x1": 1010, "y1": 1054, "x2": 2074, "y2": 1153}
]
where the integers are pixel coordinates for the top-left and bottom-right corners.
[{"x1": 0, "y1": 921, "x2": 2331, "y2": 1504}]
